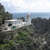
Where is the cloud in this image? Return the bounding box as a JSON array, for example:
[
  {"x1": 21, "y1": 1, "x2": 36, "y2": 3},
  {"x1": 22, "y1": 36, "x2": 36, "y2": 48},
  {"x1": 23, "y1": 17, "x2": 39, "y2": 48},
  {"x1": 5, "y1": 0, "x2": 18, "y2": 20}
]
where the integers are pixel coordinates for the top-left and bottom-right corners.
[
  {"x1": 0, "y1": 0, "x2": 50, "y2": 13},
  {"x1": 0, "y1": 0, "x2": 10, "y2": 3}
]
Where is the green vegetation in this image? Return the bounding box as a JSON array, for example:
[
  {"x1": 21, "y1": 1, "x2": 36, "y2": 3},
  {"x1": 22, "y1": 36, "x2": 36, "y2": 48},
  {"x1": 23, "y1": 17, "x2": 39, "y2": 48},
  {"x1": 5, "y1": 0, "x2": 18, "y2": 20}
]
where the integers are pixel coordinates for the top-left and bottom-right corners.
[
  {"x1": 0, "y1": 3, "x2": 13, "y2": 25},
  {"x1": 0, "y1": 3, "x2": 13, "y2": 31},
  {"x1": 0, "y1": 19, "x2": 50, "y2": 50},
  {"x1": 0, "y1": 18, "x2": 2, "y2": 25},
  {"x1": 0, "y1": 40, "x2": 15, "y2": 50},
  {"x1": 0, "y1": 27, "x2": 34, "y2": 50}
]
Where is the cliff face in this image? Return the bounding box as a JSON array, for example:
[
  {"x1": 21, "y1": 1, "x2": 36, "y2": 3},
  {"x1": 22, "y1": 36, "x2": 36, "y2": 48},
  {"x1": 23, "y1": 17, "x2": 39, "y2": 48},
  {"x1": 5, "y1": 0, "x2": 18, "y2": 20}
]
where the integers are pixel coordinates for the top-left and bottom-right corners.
[
  {"x1": 0, "y1": 3, "x2": 13, "y2": 25},
  {"x1": 0, "y1": 25, "x2": 35, "y2": 50},
  {"x1": 0, "y1": 3, "x2": 5, "y2": 12},
  {"x1": 0, "y1": 3, "x2": 13, "y2": 31},
  {"x1": 32, "y1": 17, "x2": 50, "y2": 34},
  {"x1": 0, "y1": 24, "x2": 50, "y2": 50}
]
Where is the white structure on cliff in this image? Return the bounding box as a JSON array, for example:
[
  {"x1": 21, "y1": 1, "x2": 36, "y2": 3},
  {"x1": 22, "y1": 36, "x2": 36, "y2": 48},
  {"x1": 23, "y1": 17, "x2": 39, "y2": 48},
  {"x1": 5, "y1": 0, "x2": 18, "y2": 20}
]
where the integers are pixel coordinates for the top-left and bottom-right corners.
[{"x1": 3, "y1": 13, "x2": 31, "y2": 31}]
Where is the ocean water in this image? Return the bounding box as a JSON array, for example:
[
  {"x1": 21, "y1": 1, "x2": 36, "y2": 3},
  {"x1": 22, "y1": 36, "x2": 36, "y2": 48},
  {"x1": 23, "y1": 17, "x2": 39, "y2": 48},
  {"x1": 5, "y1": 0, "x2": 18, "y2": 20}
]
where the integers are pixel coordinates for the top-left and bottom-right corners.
[{"x1": 12, "y1": 13, "x2": 50, "y2": 19}]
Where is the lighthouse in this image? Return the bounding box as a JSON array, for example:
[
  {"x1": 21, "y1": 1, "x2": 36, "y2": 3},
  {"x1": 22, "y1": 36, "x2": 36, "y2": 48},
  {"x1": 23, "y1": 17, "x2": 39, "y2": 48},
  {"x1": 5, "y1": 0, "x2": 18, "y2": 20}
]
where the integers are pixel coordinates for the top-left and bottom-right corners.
[{"x1": 26, "y1": 13, "x2": 31, "y2": 23}]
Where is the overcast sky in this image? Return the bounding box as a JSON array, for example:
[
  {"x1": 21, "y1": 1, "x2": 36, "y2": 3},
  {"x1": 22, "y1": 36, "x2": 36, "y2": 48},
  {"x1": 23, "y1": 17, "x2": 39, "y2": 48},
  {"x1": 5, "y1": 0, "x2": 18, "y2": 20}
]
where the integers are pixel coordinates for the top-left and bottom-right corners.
[{"x1": 0, "y1": 0, "x2": 50, "y2": 13}]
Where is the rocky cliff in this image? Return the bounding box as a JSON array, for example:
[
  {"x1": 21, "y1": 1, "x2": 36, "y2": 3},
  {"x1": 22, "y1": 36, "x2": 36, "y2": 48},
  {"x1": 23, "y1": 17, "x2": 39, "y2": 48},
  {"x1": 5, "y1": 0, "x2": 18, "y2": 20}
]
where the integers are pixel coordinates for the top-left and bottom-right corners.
[
  {"x1": 0, "y1": 23, "x2": 50, "y2": 50},
  {"x1": 0, "y1": 3, "x2": 13, "y2": 31}
]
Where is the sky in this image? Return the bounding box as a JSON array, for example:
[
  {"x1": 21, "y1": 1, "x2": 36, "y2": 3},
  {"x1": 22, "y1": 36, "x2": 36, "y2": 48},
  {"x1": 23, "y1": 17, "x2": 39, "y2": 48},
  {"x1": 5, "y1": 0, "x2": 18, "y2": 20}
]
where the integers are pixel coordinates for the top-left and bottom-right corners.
[{"x1": 0, "y1": 0, "x2": 50, "y2": 13}]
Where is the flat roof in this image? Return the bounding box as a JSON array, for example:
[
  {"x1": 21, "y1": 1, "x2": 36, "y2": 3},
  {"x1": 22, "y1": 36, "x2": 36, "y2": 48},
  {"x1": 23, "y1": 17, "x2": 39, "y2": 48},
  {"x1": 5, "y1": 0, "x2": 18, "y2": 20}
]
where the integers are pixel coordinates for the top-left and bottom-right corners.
[
  {"x1": 5, "y1": 19, "x2": 22, "y2": 22},
  {"x1": 22, "y1": 22, "x2": 30, "y2": 24}
]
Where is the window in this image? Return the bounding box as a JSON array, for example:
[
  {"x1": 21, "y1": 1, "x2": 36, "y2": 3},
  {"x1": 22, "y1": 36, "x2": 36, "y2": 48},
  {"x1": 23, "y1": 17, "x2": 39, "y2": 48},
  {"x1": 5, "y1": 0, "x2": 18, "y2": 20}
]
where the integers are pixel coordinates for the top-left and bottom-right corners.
[
  {"x1": 4, "y1": 28, "x2": 7, "y2": 30},
  {"x1": 19, "y1": 21, "x2": 20, "y2": 23},
  {"x1": 15, "y1": 22, "x2": 17, "y2": 24},
  {"x1": 8, "y1": 24, "x2": 12, "y2": 26},
  {"x1": 13, "y1": 22, "x2": 14, "y2": 24},
  {"x1": 21, "y1": 21, "x2": 22, "y2": 23}
]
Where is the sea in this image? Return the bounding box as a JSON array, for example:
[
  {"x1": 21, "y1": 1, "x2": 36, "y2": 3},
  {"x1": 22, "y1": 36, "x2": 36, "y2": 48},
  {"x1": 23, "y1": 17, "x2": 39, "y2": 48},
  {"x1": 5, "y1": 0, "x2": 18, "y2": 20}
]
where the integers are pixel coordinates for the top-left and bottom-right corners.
[{"x1": 12, "y1": 13, "x2": 50, "y2": 19}]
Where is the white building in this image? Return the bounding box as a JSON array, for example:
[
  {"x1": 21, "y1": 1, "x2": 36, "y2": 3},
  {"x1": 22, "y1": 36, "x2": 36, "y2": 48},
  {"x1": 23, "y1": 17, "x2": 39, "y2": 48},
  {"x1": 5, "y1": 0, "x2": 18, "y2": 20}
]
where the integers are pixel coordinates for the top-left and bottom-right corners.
[{"x1": 3, "y1": 13, "x2": 31, "y2": 31}]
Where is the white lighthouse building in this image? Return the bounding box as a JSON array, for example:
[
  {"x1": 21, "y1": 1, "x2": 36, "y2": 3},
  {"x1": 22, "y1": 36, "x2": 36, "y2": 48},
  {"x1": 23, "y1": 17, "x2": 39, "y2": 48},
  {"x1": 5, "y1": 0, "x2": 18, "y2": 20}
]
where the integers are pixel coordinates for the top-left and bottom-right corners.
[
  {"x1": 26, "y1": 13, "x2": 31, "y2": 22},
  {"x1": 3, "y1": 13, "x2": 31, "y2": 31}
]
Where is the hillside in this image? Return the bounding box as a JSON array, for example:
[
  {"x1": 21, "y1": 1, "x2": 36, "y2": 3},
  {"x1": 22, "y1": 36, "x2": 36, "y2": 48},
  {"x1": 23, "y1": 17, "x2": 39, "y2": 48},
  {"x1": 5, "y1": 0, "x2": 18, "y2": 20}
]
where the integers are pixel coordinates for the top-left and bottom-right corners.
[
  {"x1": 0, "y1": 3, "x2": 13, "y2": 31},
  {"x1": 0, "y1": 21, "x2": 50, "y2": 50}
]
